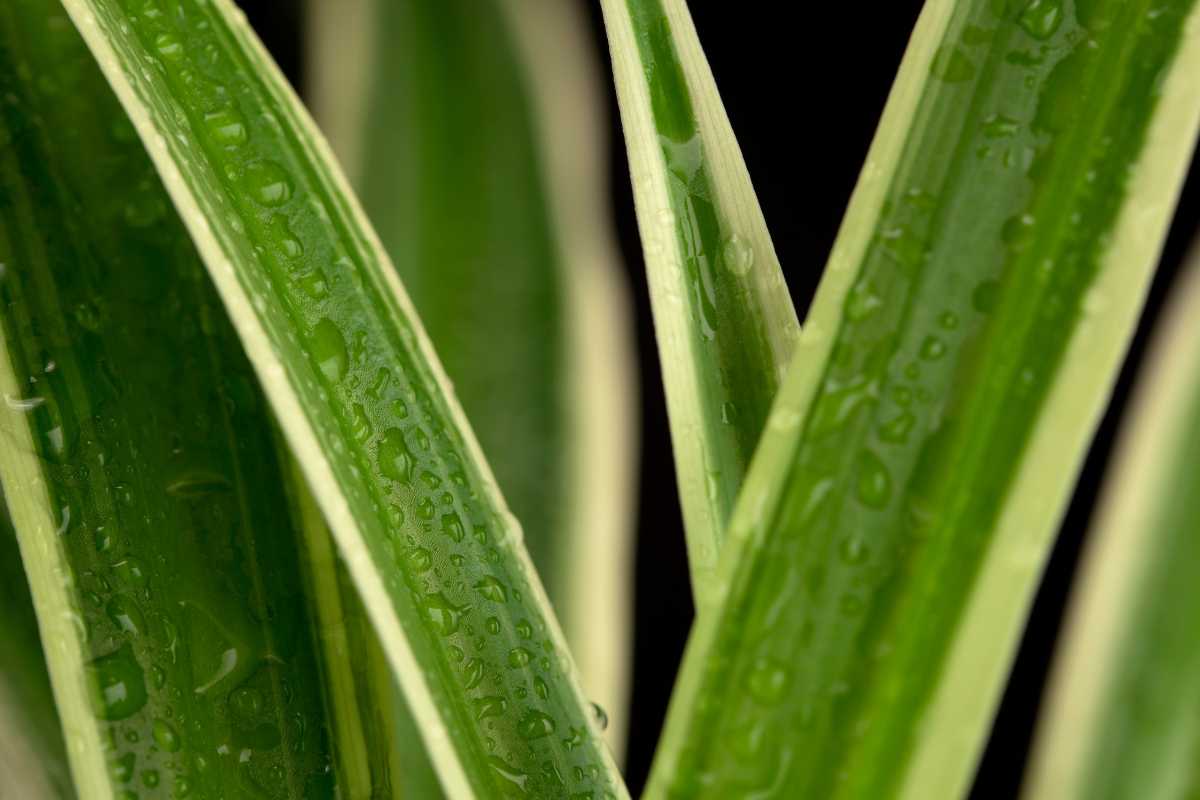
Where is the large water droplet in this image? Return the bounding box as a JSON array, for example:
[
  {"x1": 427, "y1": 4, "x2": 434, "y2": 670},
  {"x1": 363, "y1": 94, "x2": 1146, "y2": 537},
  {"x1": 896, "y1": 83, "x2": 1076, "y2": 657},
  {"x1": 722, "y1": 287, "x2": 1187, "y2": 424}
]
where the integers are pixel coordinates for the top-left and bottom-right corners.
[
  {"x1": 310, "y1": 318, "x2": 347, "y2": 382},
  {"x1": 1018, "y1": 0, "x2": 1063, "y2": 40},
  {"x1": 153, "y1": 718, "x2": 181, "y2": 752},
  {"x1": 423, "y1": 593, "x2": 467, "y2": 636},
  {"x1": 475, "y1": 575, "x2": 508, "y2": 603},
  {"x1": 517, "y1": 709, "x2": 556, "y2": 740},
  {"x1": 473, "y1": 696, "x2": 507, "y2": 720},
  {"x1": 377, "y1": 428, "x2": 413, "y2": 484},
  {"x1": 856, "y1": 450, "x2": 892, "y2": 509},
  {"x1": 88, "y1": 645, "x2": 147, "y2": 720},
  {"x1": 242, "y1": 160, "x2": 293, "y2": 207}
]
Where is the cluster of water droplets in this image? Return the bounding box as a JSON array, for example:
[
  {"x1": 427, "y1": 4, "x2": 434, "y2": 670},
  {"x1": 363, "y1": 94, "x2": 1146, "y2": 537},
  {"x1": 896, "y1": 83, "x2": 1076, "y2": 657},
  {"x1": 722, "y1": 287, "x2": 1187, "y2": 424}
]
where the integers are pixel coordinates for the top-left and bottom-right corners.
[
  {"x1": 655, "y1": 0, "x2": 1187, "y2": 793},
  {"x1": 73, "y1": 0, "x2": 625, "y2": 796}
]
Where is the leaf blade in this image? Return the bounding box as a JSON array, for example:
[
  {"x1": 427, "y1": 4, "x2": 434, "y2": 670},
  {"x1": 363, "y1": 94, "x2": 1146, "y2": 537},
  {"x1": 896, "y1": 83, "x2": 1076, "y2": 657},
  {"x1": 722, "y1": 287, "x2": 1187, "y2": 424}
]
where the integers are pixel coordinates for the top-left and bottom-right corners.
[
  {"x1": 645, "y1": 1, "x2": 1200, "y2": 797},
  {"x1": 1024, "y1": 254, "x2": 1200, "y2": 800},
  {"x1": 600, "y1": 0, "x2": 800, "y2": 605},
  {"x1": 57, "y1": 0, "x2": 628, "y2": 796}
]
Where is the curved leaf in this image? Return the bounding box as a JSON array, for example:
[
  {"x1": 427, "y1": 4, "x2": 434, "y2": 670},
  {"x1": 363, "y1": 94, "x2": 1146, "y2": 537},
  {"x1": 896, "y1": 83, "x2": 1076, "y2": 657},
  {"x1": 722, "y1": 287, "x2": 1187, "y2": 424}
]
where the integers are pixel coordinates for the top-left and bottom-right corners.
[
  {"x1": 0, "y1": 2, "x2": 336, "y2": 796},
  {"x1": 311, "y1": 0, "x2": 638, "y2": 751},
  {"x1": 56, "y1": 0, "x2": 628, "y2": 796}
]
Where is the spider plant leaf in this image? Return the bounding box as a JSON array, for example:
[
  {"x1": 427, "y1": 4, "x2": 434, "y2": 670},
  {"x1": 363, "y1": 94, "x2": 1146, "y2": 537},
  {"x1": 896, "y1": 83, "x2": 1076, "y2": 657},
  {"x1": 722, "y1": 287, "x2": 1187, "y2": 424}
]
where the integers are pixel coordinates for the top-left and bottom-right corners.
[
  {"x1": 281, "y1": 456, "x2": 439, "y2": 799},
  {"x1": 599, "y1": 0, "x2": 800, "y2": 606},
  {"x1": 0, "y1": 2, "x2": 337, "y2": 796},
  {"x1": 0, "y1": 503, "x2": 71, "y2": 799},
  {"x1": 645, "y1": 1, "x2": 1200, "y2": 798},
  {"x1": 310, "y1": 0, "x2": 638, "y2": 751},
  {"x1": 1023, "y1": 254, "x2": 1200, "y2": 800},
  {"x1": 55, "y1": 0, "x2": 628, "y2": 796}
]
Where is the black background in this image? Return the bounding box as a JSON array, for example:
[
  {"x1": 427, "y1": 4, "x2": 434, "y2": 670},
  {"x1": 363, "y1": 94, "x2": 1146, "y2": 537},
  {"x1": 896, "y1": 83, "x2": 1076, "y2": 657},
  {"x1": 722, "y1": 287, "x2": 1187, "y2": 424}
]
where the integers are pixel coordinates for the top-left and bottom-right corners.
[{"x1": 238, "y1": 2, "x2": 1200, "y2": 797}]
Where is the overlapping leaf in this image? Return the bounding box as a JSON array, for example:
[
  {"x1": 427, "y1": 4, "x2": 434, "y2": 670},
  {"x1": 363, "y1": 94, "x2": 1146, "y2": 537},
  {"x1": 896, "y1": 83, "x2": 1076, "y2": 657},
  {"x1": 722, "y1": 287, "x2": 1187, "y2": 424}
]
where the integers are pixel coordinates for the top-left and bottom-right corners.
[
  {"x1": 51, "y1": 0, "x2": 626, "y2": 796},
  {"x1": 644, "y1": 1, "x2": 1200, "y2": 797}
]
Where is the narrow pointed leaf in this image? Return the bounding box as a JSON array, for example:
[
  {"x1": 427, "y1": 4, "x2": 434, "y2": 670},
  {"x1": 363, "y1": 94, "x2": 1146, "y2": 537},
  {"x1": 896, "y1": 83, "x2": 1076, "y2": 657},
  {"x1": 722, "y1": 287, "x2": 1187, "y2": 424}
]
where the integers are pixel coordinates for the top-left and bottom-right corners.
[
  {"x1": 647, "y1": 1, "x2": 1200, "y2": 798},
  {"x1": 55, "y1": 0, "x2": 627, "y2": 796},
  {"x1": 312, "y1": 0, "x2": 638, "y2": 749},
  {"x1": 0, "y1": 503, "x2": 71, "y2": 799},
  {"x1": 600, "y1": 0, "x2": 800, "y2": 605},
  {"x1": 0, "y1": 3, "x2": 336, "y2": 796},
  {"x1": 1024, "y1": 255, "x2": 1200, "y2": 800}
]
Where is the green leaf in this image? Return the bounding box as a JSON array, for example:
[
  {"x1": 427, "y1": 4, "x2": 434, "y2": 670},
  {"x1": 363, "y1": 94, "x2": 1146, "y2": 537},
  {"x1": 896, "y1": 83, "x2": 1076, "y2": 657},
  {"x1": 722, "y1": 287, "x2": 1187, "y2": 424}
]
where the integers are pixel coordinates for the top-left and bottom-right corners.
[
  {"x1": 311, "y1": 0, "x2": 638, "y2": 750},
  {"x1": 599, "y1": 0, "x2": 800, "y2": 606},
  {"x1": 1023, "y1": 255, "x2": 1200, "y2": 800},
  {"x1": 55, "y1": 0, "x2": 627, "y2": 796},
  {"x1": 0, "y1": 502, "x2": 71, "y2": 799},
  {"x1": 281, "y1": 456, "x2": 438, "y2": 799},
  {"x1": 0, "y1": 2, "x2": 336, "y2": 796},
  {"x1": 646, "y1": 1, "x2": 1200, "y2": 797}
]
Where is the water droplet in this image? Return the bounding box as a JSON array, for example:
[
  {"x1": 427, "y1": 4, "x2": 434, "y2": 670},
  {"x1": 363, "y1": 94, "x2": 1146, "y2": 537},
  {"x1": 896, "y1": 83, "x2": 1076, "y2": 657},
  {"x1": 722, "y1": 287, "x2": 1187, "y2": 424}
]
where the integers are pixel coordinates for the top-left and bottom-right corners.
[
  {"x1": 88, "y1": 645, "x2": 147, "y2": 720},
  {"x1": 463, "y1": 658, "x2": 485, "y2": 690},
  {"x1": 1018, "y1": 0, "x2": 1063, "y2": 40},
  {"x1": 310, "y1": 318, "x2": 347, "y2": 382},
  {"x1": 973, "y1": 279, "x2": 1001, "y2": 313},
  {"x1": 938, "y1": 311, "x2": 960, "y2": 330},
  {"x1": 441, "y1": 512, "x2": 465, "y2": 543},
  {"x1": 423, "y1": 593, "x2": 467, "y2": 636},
  {"x1": 590, "y1": 702, "x2": 609, "y2": 731},
  {"x1": 395, "y1": 546, "x2": 431, "y2": 582},
  {"x1": 298, "y1": 270, "x2": 328, "y2": 300},
  {"x1": 141, "y1": 769, "x2": 159, "y2": 788},
  {"x1": 106, "y1": 596, "x2": 145, "y2": 636},
  {"x1": 153, "y1": 32, "x2": 184, "y2": 61},
  {"x1": 920, "y1": 336, "x2": 946, "y2": 360},
  {"x1": 243, "y1": 160, "x2": 293, "y2": 207},
  {"x1": 856, "y1": 450, "x2": 892, "y2": 508},
  {"x1": 722, "y1": 234, "x2": 755, "y2": 276},
  {"x1": 111, "y1": 752, "x2": 135, "y2": 782},
  {"x1": 517, "y1": 709, "x2": 556, "y2": 740},
  {"x1": 203, "y1": 107, "x2": 249, "y2": 148},
  {"x1": 269, "y1": 215, "x2": 304, "y2": 260},
  {"x1": 488, "y1": 756, "x2": 529, "y2": 795},
  {"x1": 377, "y1": 428, "x2": 412, "y2": 484},
  {"x1": 508, "y1": 647, "x2": 532, "y2": 668},
  {"x1": 879, "y1": 411, "x2": 916, "y2": 444},
  {"x1": 982, "y1": 114, "x2": 1020, "y2": 139},
  {"x1": 349, "y1": 403, "x2": 373, "y2": 442},
  {"x1": 931, "y1": 45, "x2": 976, "y2": 83},
  {"x1": 230, "y1": 686, "x2": 264, "y2": 718},
  {"x1": 839, "y1": 537, "x2": 869, "y2": 565},
  {"x1": 473, "y1": 696, "x2": 507, "y2": 720},
  {"x1": 112, "y1": 557, "x2": 149, "y2": 589},
  {"x1": 746, "y1": 657, "x2": 789, "y2": 704},
  {"x1": 846, "y1": 282, "x2": 882, "y2": 321},
  {"x1": 516, "y1": 620, "x2": 533, "y2": 639},
  {"x1": 153, "y1": 718, "x2": 181, "y2": 752},
  {"x1": 475, "y1": 576, "x2": 508, "y2": 603}
]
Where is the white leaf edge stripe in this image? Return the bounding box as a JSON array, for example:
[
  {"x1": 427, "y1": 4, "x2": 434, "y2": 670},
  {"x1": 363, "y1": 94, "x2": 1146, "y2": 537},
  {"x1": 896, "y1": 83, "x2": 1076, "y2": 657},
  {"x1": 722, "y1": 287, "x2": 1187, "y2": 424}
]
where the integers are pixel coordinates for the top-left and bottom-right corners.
[
  {"x1": 599, "y1": 0, "x2": 799, "y2": 603},
  {"x1": 496, "y1": 0, "x2": 639, "y2": 757},
  {"x1": 0, "y1": 335, "x2": 110, "y2": 798},
  {"x1": 1022, "y1": 253, "x2": 1200, "y2": 799},
  {"x1": 58, "y1": 1, "x2": 624, "y2": 798}
]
